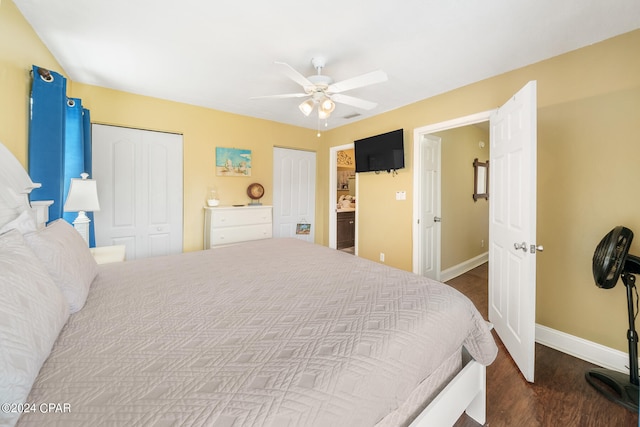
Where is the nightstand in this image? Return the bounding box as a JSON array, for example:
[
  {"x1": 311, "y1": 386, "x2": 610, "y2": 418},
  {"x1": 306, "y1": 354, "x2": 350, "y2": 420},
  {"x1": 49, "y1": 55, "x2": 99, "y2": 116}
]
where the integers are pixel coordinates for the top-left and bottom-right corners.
[{"x1": 90, "y1": 245, "x2": 126, "y2": 264}]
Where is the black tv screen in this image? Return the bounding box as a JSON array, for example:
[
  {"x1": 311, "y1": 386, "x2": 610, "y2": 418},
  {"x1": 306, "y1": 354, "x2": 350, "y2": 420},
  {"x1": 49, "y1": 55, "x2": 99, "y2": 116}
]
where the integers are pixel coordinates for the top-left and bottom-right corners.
[{"x1": 354, "y1": 129, "x2": 404, "y2": 173}]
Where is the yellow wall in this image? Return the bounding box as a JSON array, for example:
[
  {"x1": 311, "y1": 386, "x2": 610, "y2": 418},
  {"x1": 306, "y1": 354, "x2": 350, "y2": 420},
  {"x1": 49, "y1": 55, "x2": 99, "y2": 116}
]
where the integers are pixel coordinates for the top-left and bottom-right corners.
[
  {"x1": 434, "y1": 125, "x2": 490, "y2": 270},
  {"x1": 3, "y1": 0, "x2": 640, "y2": 353},
  {"x1": 69, "y1": 84, "x2": 322, "y2": 252},
  {"x1": 323, "y1": 30, "x2": 640, "y2": 352},
  {"x1": 1, "y1": 0, "x2": 322, "y2": 253},
  {"x1": 536, "y1": 87, "x2": 640, "y2": 348},
  {"x1": 0, "y1": 0, "x2": 65, "y2": 164}
]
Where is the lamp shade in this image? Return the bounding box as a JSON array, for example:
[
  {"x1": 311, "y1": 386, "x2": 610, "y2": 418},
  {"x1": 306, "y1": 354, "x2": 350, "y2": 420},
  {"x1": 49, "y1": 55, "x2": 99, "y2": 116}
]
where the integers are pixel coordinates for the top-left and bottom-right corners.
[
  {"x1": 320, "y1": 98, "x2": 335, "y2": 114},
  {"x1": 298, "y1": 99, "x2": 315, "y2": 116},
  {"x1": 318, "y1": 108, "x2": 329, "y2": 120},
  {"x1": 63, "y1": 173, "x2": 100, "y2": 212}
]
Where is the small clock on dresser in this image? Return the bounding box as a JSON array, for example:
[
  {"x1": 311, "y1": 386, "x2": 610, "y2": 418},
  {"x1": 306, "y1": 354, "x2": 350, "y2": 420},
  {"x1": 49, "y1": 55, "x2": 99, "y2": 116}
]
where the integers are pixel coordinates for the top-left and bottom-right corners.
[{"x1": 247, "y1": 183, "x2": 264, "y2": 205}]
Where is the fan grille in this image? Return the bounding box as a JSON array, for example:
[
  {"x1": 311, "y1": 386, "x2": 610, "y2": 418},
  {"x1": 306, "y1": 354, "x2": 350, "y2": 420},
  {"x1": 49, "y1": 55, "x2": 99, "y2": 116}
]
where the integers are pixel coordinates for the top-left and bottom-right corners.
[{"x1": 592, "y1": 226, "x2": 633, "y2": 289}]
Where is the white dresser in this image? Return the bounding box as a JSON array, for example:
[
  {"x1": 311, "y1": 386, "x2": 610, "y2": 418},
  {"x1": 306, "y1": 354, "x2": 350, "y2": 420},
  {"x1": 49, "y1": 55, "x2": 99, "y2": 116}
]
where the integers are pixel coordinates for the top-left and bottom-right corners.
[{"x1": 204, "y1": 205, "x2": 272, "y2": 249}]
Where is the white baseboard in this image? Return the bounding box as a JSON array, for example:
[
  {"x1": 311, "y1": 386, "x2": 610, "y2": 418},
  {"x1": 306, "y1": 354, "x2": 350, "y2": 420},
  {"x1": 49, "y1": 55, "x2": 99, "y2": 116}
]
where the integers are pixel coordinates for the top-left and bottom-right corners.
[
  {"x1": 535, "y1": 324, "x2": 636, "y2": 374},
  {"x1": 440, "y1": 252, "x2": 488, "y2": 282},
  {"x1": 443, "y1": 256, "x2": 635, "y2": 375}
]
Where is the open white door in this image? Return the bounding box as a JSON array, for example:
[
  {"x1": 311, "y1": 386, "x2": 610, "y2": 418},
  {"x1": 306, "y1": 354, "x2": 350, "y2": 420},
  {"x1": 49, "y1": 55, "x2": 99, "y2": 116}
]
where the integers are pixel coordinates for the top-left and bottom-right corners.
[{"x1": 489, "y1": 81, "x2": 538, "y2": 382}]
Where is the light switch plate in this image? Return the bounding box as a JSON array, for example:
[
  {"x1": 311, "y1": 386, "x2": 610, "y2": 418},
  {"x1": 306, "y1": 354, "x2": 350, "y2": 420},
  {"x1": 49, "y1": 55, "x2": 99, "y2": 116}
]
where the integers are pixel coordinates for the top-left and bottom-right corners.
[{"x1": 396, "y1": 191, "x2": 406, "y2": 200}]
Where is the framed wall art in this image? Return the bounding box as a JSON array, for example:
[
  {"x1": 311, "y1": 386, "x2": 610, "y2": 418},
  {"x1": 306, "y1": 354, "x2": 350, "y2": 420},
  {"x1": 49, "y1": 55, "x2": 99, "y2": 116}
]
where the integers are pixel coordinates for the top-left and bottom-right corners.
[
  {"x1": 216, "y1": 147, "x2": 252, "y2": 176},
  {"x1": 296, "y1": 223, "x2": 311, "y2": 235}
]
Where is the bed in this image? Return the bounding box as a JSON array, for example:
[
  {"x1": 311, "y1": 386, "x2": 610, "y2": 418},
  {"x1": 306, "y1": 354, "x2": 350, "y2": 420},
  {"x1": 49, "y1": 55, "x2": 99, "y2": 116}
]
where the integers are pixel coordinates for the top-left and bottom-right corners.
[{"x1": 0, "y1": 141, "x2": 497, "y2": 427}]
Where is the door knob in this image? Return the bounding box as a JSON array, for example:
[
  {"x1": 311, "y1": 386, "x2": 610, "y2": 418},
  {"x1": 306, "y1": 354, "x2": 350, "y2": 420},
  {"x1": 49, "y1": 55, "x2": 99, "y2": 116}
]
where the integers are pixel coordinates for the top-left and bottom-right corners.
[
  {"x1": 434, "y1": 216, "x2": 442, "y2": 222},
  {"x1": 514, "y1": 242, "x2": 527, "y2": 252},
  {"x1": 530, "y1": 245, "x2": 544, "y2": 253}
]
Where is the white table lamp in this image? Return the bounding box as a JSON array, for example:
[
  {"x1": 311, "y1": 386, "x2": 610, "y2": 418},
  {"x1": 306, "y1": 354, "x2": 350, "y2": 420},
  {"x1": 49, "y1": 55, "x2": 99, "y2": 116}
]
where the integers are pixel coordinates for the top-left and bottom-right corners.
[{"x1": 63, "y1": 173, "x2": 100, "y2": 245}]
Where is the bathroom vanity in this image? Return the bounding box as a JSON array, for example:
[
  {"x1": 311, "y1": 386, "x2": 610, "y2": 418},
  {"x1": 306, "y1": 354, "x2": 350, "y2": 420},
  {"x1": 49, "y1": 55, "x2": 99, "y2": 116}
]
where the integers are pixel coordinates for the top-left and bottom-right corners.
[{"x1": 336, "y1": 209, "x2": 355, "y2": 249}]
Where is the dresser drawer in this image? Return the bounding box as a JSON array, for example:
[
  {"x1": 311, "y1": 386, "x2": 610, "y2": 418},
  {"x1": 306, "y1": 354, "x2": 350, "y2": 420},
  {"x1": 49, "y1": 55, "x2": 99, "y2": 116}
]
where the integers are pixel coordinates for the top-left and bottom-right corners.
[
  {"x1": 204, "y1": 206, "x2": 273, "y2": 249},
  {"x1": 210, "y1": 207, "x2": 271, "y2": 227},
  {"x1": 209, "y1": 223, "x2": 272, "y2": 246}
]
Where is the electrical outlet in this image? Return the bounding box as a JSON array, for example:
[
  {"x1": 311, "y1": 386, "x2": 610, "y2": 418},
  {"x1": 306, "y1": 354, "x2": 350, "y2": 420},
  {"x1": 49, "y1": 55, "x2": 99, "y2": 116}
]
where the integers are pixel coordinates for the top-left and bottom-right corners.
[
  {"x1": 481, "y1": 239, "x2": 484, "y2": 248},
  {"x1": 380, "y1": 252, "x2": 385, "y2": 262}
]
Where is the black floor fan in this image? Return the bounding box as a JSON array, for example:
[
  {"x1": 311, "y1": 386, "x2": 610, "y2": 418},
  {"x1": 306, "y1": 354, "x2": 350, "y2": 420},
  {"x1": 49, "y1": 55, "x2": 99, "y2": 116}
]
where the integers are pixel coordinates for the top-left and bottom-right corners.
[{"x1": 587, "y1": 226, "x2": 640, "y2": 412}]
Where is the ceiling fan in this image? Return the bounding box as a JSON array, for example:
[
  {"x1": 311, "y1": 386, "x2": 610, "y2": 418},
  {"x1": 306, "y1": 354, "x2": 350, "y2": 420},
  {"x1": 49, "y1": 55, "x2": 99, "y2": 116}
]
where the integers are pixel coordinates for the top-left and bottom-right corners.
[{"x1": 252, "y1": 57, "x2": 387, "y2": 120}]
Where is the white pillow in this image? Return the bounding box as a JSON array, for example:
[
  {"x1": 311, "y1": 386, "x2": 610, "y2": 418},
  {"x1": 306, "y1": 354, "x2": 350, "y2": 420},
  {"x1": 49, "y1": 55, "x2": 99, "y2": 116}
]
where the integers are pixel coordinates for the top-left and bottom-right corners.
[
  {"x1": 0, "y1": 229, "x2": 69, "y2": 427},
  {"x1": 0, "y1": 210, "x2": 37, "y2": 235},
  {"x1": 24, "y1": 219, "x2": 98, "y2": 313}
]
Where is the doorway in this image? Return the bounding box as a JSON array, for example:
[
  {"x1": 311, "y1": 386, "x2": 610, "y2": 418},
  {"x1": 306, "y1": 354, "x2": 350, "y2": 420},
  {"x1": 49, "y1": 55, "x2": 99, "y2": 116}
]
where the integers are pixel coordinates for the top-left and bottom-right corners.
[
  {"x1": 413, "y1": 111, "x2": 492, "y2": 278},
  {"x1": 329, "y1": 143, "x2": 357, "y2": 252},
  {"x1": 414, "y1": 81, "x2": 539, "y2": 383},
  {"x1": 425, "y1": 124, "x2": 490, "y2": 281}
]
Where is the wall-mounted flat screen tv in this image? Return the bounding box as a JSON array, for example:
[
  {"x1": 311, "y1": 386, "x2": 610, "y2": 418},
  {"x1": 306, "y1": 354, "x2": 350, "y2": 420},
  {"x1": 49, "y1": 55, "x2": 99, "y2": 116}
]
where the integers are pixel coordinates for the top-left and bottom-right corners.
[{"x1": 354, "y1": 129, "x2": 404, "y2": 173}]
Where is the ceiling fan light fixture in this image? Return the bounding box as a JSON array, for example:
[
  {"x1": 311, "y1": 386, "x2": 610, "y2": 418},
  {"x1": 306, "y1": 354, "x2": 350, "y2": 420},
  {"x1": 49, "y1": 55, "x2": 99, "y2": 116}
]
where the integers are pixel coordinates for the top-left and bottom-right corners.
[
  {"x1": 260, "y1": 58, "x2": 386, "y2": 123},
  {"x1": 320, "y1": 98, "x2": 335, "y2": 114},
  {"x1": 318, "y1": 109, "x2": 329, "y2": 120},
  {"x1": 299, "y1": 99, "x2": 315, "y2": 116}
]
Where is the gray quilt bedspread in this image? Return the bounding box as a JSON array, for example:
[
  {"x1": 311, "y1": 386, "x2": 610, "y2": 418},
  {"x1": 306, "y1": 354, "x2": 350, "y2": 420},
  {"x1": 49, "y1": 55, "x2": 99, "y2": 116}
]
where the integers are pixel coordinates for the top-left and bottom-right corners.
[{"x1": 18, "y1": 238, "x2": 497, "y2": 427}]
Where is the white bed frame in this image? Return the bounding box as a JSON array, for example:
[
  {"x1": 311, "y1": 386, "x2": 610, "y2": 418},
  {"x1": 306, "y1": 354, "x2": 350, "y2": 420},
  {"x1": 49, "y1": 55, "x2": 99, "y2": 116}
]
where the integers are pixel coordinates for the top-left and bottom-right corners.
[
  {"x1": 0, "y1": 141, "x2": 487, "y2": 426},
  {"x1": 410, "y1": 358, "x2": 487, "y2": 426}
]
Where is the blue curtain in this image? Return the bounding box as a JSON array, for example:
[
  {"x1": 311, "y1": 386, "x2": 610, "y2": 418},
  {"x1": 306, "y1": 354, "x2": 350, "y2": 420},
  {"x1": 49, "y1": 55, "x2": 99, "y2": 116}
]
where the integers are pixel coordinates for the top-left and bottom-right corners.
[
  {"x1": 29, "y1": 66, "x2": 95, "y2": 246},
  {"x1": 29, "y1": 66, "x2": 66, "y2": 211}
]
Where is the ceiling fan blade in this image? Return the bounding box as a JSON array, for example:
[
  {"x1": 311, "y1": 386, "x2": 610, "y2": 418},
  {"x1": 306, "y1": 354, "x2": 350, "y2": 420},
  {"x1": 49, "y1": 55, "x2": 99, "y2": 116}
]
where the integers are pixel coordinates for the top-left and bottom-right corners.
[
  {"x1": 251, "y1": 93, "x2": 309, "y2": 100},
  {"x1": 328, "y1": 70, "x2": 388, "y2": 93},
  {"x1": 274, "y1": 61, "x2": 315, "y2": 90},
  {"x1": 331, "y1": 93, "x2": 378, "y2": 110}
]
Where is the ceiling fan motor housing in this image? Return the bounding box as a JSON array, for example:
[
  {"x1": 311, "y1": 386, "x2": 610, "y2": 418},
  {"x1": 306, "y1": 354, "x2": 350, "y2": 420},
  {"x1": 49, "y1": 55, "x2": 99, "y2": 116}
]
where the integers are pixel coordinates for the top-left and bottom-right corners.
[{"x1": 307, "y1": 74, "x2": 333, "y2": 90}]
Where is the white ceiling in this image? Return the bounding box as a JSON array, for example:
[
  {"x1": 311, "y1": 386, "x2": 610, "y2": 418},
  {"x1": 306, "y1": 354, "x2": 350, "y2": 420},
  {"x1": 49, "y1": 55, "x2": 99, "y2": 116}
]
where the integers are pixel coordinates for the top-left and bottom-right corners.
[{"x1": 15, "y1": 0, "x2": 640, "y2": 131}]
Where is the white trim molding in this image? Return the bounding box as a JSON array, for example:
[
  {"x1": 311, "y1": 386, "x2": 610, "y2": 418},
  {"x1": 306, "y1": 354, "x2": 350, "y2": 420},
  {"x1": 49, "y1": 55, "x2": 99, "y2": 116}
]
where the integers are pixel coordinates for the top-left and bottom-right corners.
[
  {"x1": 440, "y1": 252, "x2": 488, "y2": 283},
  {"x1": 412, "y1": 110, "x2": 494, "y2": 278},
  {"x1": 442, "y1": 254, "x2": 635, "y2": 375},
  {"x1": 535, "y1": 324, "x2": 636, "y2": 374}
]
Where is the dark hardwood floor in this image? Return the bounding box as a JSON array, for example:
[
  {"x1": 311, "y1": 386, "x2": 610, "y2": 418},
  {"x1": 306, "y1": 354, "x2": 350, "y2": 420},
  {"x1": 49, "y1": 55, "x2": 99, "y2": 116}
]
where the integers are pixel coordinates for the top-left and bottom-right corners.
[{"x1": 447, "y1": 263, "x2": 639, "y2": 427}]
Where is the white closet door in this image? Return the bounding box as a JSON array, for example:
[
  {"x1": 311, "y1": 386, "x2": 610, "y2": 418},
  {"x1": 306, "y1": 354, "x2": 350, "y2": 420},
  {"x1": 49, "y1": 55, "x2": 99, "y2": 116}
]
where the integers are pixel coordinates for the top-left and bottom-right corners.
[
  {"x1": 272, "y1": 147, "x2": 316, "y2": 242},
  {"x1": 92, "y1": 124, "x2": 183, "y2": 260}
]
